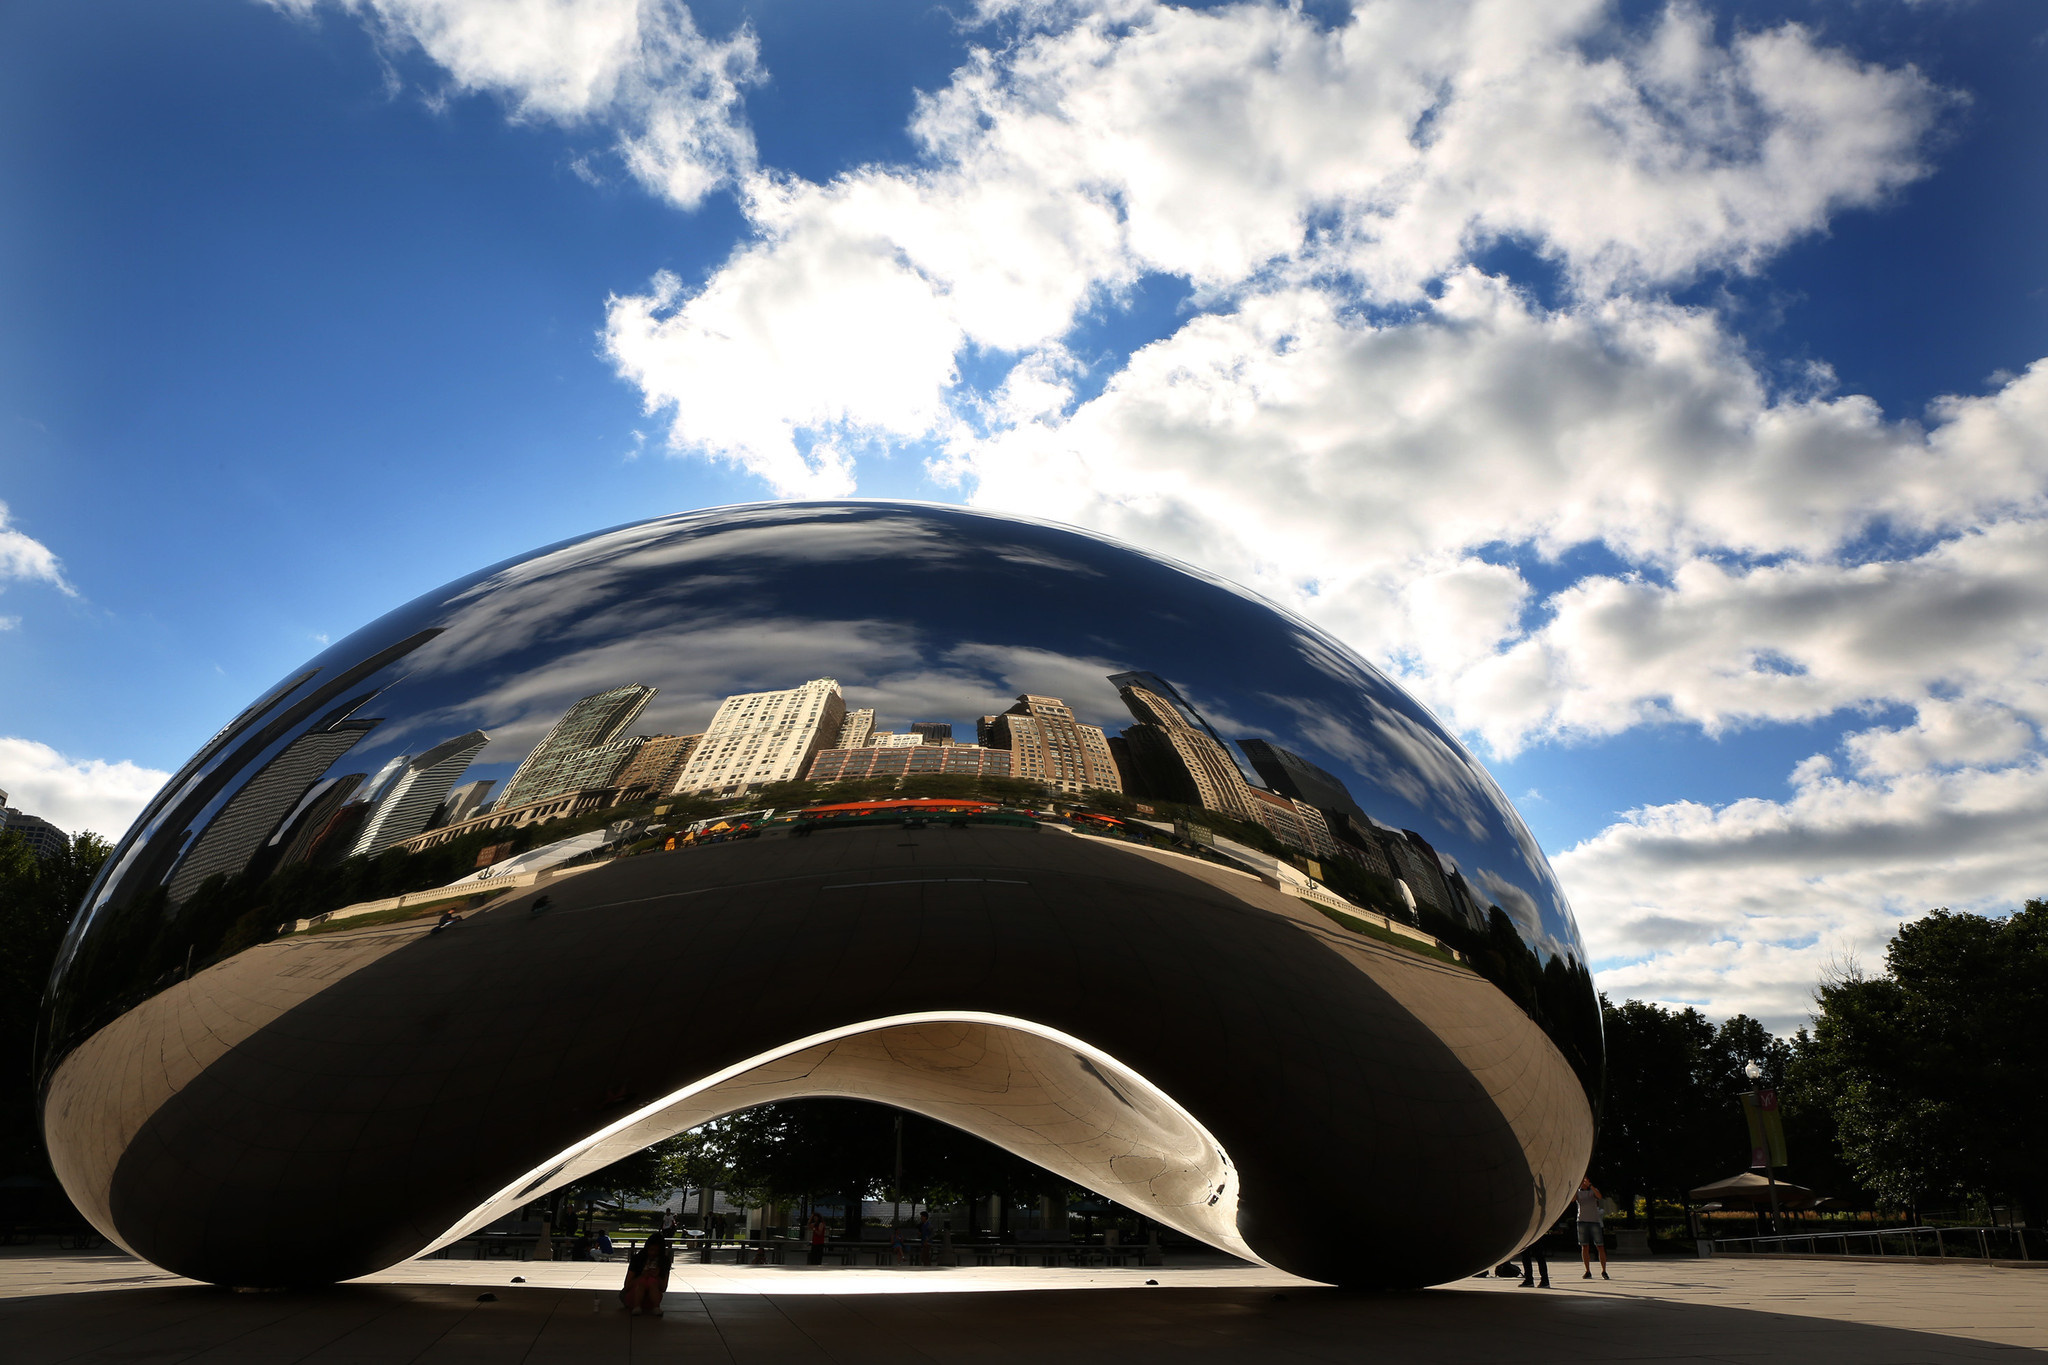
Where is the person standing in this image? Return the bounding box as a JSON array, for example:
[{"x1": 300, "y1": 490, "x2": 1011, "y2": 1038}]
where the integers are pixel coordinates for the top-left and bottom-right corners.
[
  {"x1": 619, "y1": 1228, "x2": 673, "y2": 1315},
  {"x1": 1518, "y1": 1236, "x2": 1550, "y2": 1288},
  {"x1": 808, "y1": 1212, "x2": 827, "y2": 1266},
  {"x1": 917, "y1": 1211, "x2": 933, "y2": 1266},
  {"x1": 1574, "y1": 1177, "x2": 1610, "y2": 1279}
]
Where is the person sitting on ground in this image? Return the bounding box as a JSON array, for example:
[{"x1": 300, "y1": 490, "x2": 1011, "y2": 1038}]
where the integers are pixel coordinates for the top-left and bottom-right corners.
[
  {"x1": 619, "y1": 1228, "x2": 673, "y2": 1316},
  {"x1": 1574, "y1": 1177, "x2": 1611, "y2": 1280}
]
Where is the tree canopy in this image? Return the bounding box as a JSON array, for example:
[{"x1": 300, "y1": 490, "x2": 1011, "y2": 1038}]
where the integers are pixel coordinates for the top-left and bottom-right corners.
[
  {"x1": 1794, "y1": 901, "x2": 2048, "y2": 1219},
  {"x1": 0, "y1": 828, "x2": 111, "y2": 1177}
]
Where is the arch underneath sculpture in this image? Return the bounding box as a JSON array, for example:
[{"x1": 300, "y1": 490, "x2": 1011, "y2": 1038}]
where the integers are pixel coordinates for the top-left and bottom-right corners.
[{"x1": 426, "y1": 1012, "x2": 1252, "y2": 1262}]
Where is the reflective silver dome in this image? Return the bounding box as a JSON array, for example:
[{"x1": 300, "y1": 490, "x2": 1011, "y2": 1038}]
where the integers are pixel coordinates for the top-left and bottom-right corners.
[{"x1": 40, "y1": 502, "x2": 1599, "y2": 1287}]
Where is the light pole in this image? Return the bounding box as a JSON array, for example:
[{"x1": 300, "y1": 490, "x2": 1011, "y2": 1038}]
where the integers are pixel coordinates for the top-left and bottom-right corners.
[{"x1": 1743, "y1": 1060, "x2": 1784, "y2": 1237}]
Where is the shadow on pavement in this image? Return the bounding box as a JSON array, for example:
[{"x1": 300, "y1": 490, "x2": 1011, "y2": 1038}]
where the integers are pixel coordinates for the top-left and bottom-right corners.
[{"x1": 3, "y1": 1278, "x2": 2042, "y2": 1364}]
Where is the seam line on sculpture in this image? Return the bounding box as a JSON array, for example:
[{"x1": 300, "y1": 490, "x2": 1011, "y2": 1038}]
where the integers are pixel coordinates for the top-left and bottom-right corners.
[{"x1": 822, "y1": 878, "x2": 1030, "y2": 889}]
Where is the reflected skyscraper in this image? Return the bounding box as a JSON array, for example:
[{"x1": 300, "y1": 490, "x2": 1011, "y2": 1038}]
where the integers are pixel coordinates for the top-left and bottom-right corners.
[
  {"x1": 981, "y1": 695, "x2": 1121, "y2": 796},
  {"x1": 610, "y1": 733, "x2": 700, "y2": 798},
  {"x1": 1114, "y1": 675, "x2": 1258, "y2": 822},
  {"x1": 674, "y1": 678, "x2": 846, "y2": 796},
  {"x1": 268, "y1": 773, "x2": 364, "y2": 868},
  {"x1": 499, "y1": 685, "x2": 657, "y2": 808},
  {"x1": 166, "y1": 706, "x2": 378, "y2": 902},
  {"x1": 1237, "y1": 738, "x2": 1368, "y2": 822},
  {"x1": 348, "y1": 730, "x2": 490, "y2": 857},
  {"x1": 433, "y1": 779, "x2": 496, "y2": 830}
]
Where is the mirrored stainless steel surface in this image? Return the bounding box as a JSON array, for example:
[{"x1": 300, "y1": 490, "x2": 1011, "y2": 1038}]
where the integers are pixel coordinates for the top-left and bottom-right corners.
[{"x1": 39, "y1": 502, "x2": 1600, "y2": 1288}]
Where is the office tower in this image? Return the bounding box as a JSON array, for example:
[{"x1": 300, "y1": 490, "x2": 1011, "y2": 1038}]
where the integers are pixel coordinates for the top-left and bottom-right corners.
[
  {"x1": 909, "y1": 722, "x2": 953, "y2": 745},
  {"x1": 982, "y1": 695, "x2": 1122, "y2": 796},
  {"x1": 349, "y1": 730, "x2": 490, "y2": 857},
  {"x1": 1381, "y1": 826, "x2": 1454, "y2": 919},
  {"x1": 166, "y1": 710, "x2": 378, "y2": 902},
  {"x1": 0, "y1": 793, "x2": 66, "y2": 861},
  {"x1": 975, "y1": 715, "x2": 1000, "y2": 746},
  {"x1": 1322, "y1": 810, "x2": 1397, "y2": 881},
  {"x1": 1113, "y1": 675, "x2": 1258, "y2": 821},
  {"x1": 673, "y1": 678, "x2": 846, "y2": 796},
  {"x1": 835, "y1": 709, "x2": 876, "y2": 749},
  {"x1": 434, "y1": 779, "x2": 496, "y2": 829},
  {"x1": 1438, "y1": 861, "x2": 1491, "y2": 934},
  {"x1": 270, "y1": 773, "x2": 364, "y2": 869},
  {"x1": 807, "y1": 744, "x2": 1013, "y2": 782},
  {"x1": 542, "y1": 733, "x2": 644, "y2": 796},
  {"x1": 1236, "y1": 739, "x2": 1367, "y2": 821},
  {"x1": 357, "y1": 752, "x2": 411, "y2": 809},
  {"x1": 499, "y1": 685, "x2": 657, "y2": 808},
  {"x1": 608, "y1": 733, "x2": 700, "y2": 797}
]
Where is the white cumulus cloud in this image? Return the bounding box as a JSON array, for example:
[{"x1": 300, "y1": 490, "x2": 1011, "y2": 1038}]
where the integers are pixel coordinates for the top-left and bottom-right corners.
[
  {"x1": 280, "y1": 0, "x2": 2045, "y2": 1025},
  {"x1": 1557, "y1": 750, "x2": 2048, "y2": 1029},
  {"x1": 269, "y1": 0, "x2": 761, "y2": 207},
  {"x1": 0, "y1": 500, "x2": 74, "y2": 597},
  {"x1": 0, "y1": 738, "x2": 168, "y2": 842}
]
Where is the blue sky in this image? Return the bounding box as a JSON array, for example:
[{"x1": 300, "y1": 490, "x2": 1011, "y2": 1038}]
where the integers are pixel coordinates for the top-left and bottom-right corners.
[{"x1": 5, "y1": 0, "x2": 2047, "y2": 1027}]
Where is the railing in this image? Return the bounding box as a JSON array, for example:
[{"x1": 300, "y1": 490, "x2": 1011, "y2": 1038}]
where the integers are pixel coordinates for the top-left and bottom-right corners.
[{"x1": 1711, "y1": 1224, "x2": 2036, "y2": 1262}]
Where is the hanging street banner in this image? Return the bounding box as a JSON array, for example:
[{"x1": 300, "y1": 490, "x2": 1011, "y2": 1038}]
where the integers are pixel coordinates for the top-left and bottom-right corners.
[{"x1": 1741, "y1": 1087, "x2": 1789, "y2": 1169}]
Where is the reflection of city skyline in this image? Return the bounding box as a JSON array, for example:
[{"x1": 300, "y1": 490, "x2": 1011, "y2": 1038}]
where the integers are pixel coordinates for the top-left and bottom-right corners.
[
  {"x1": 136, "y1": 509, "x2": 1557, "y2": 955},
  {"x1": 361, "y1": 668, "x2": 1499, "y2": 935},
  {"x1": 154, "y1": 650, "x2": 1518, "y2": 944}
]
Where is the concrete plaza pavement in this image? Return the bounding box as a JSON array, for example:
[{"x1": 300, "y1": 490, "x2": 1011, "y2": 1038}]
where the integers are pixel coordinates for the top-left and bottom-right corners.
[{"x1": 2, "y1": 1246, "x2": 2043, "y2": 1363}]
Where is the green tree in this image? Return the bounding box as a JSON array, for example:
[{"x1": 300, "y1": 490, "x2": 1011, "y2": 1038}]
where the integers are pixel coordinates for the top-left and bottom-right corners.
[
  {"x1": 1, "y1": 828, "x2": 112, "y2": 1178},
  {"x1": 1799, "y1": 901, "x2": 2048, "y2": 1220},
  {"x1": 1595, "y1": 997, "x2": 1717, "y2": 1230}
]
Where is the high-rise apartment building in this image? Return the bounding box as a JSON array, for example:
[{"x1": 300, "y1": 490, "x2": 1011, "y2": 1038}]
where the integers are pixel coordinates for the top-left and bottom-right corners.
[
  {"x1": 167, "y1": 712, "x2": 378, "y2": 902},
  {"x1": 1113, "y1": 675, "x2": 1259, "y2": 822},
  {"x1": 982, "y1": 695, "x2": 1121, "y2": 796},
  {"x1": 673, "y1": 678, "x2": 846, "y2": 797},
  {"x1": 0, "y1": 791, "x2": 66, "y2": 861},
  {"x1": 909, "y1": 722, "x2": 953, "y2": 745},
  {"x1": 608, "y1": 733, "x2": 700, "y2": 797},
  {"x1": 499, "y1": 685, "x2": 657, "y2": 808},
  {"x1": 835, "y1": 709, "x2": 876, "y2": 749},
  {"x1": 1107, "y1": 671, "x2": 1233, "y2": 750},
  {"x1": 866, "y1": 731, "x2": 925, "y2": 748},
  {"x1": 349, "y1": 730, "x2": 490, "y2": 857},
  {"x1": 1245, "y1": 787, "x2": 1341, "y2": 863},
  {"x1": 807, "y1": 744, "x2": 1012, "y2": 782}
]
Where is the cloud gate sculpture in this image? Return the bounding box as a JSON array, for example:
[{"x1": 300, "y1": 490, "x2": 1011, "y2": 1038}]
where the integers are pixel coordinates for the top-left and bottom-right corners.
[{"x1": 39, "y1": 502, "x2": 1599, "y2": 1288}]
